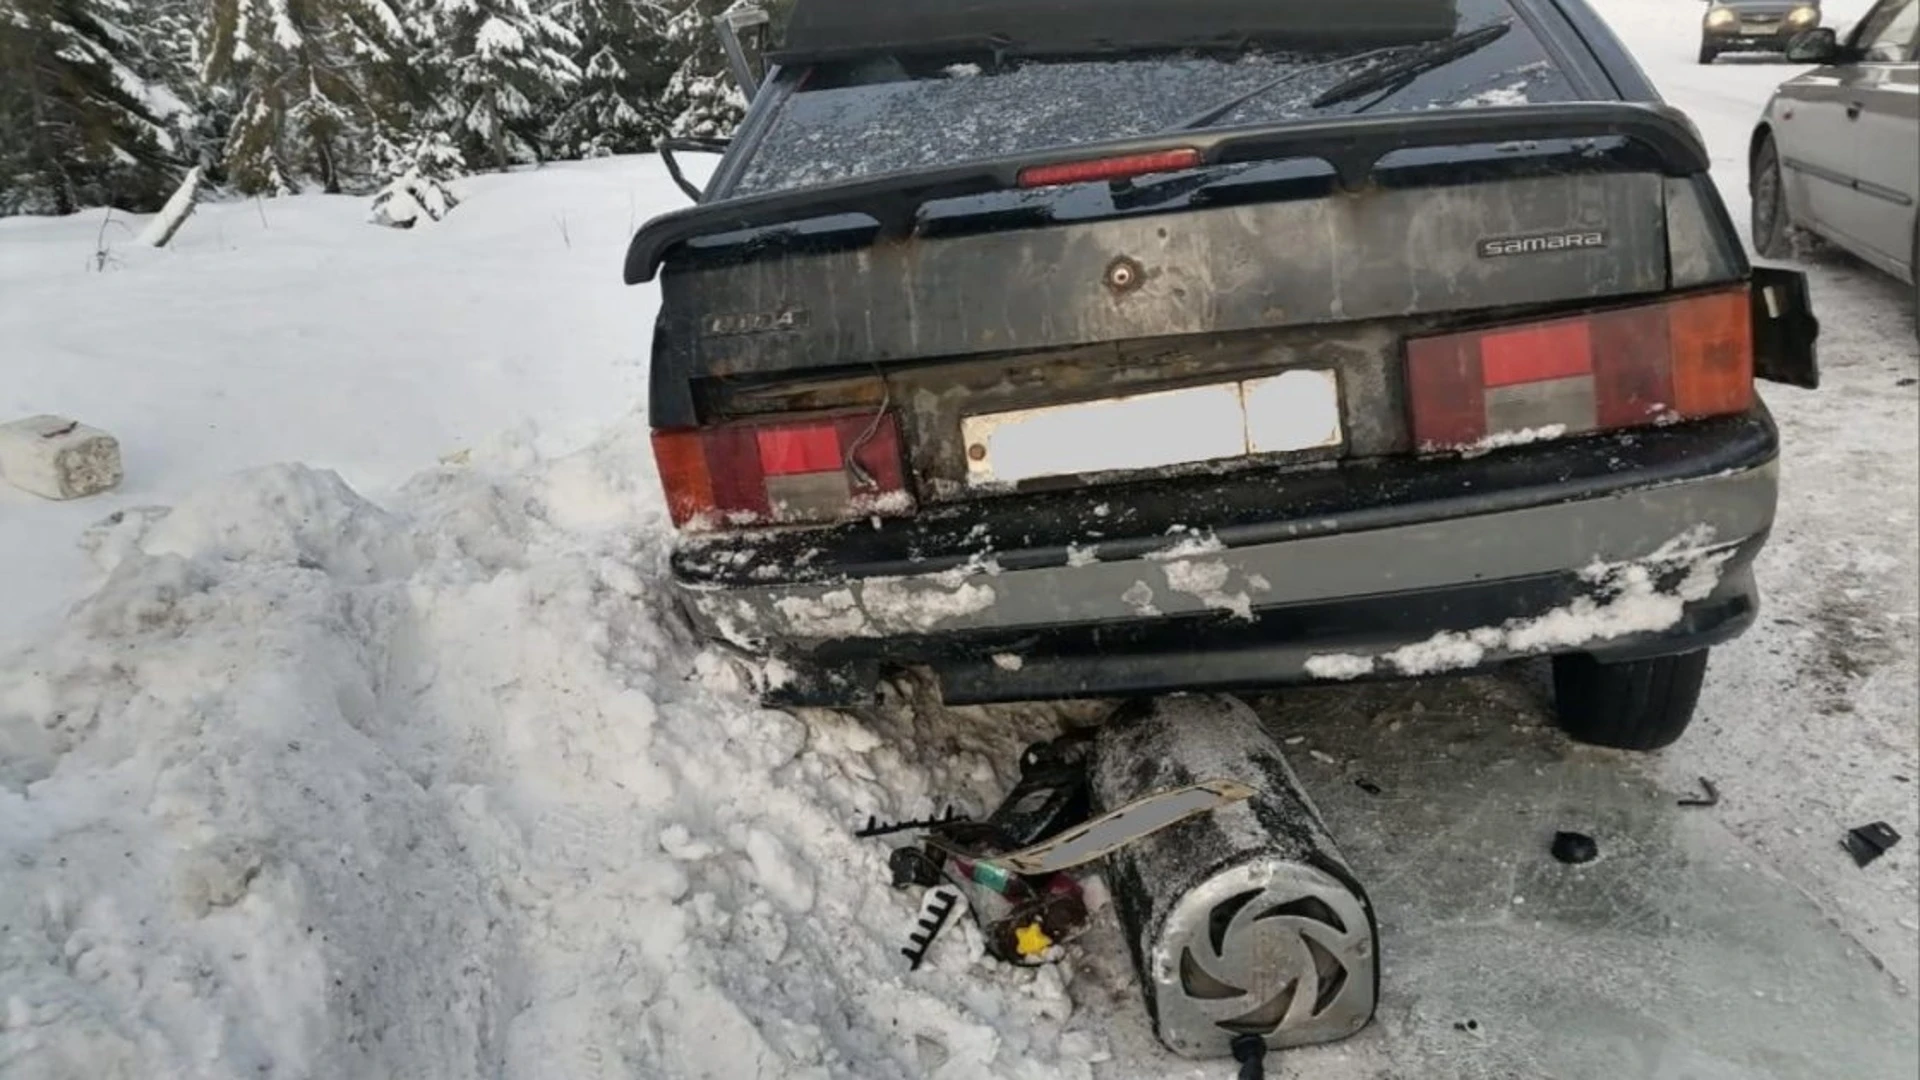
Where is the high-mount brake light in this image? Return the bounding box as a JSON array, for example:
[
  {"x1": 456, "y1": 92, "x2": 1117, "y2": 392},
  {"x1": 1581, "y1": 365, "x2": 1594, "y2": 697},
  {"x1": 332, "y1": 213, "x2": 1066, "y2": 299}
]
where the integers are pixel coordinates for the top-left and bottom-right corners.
[
  {"x1": 652, "y1": 411, "x2": 912, "y2": 531},
  {"x1": 1406, "y1": 288, "x2": 1755, "y2": 451},
  {"x1": 1016, "y1": 148, "x2": 1205, "y2": 189}
]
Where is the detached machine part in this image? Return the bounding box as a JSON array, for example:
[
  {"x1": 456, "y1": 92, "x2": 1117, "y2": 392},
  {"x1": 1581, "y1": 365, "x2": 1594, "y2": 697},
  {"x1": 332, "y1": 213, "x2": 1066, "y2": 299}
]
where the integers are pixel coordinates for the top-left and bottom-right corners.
[{"x1": 1093, "y1": 696, "x2": 1379, "y2": 1059}]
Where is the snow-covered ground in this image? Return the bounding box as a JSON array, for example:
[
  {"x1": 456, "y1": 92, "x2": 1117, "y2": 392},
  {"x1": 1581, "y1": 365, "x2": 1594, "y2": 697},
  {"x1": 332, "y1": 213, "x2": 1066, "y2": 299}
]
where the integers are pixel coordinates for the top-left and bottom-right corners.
[
  {"x1": 2, "y1": 0, "x2": 1916, "y2": 1077},
  {"x1": 0, "y1": 159, "x2": 667, "y2": 651}
]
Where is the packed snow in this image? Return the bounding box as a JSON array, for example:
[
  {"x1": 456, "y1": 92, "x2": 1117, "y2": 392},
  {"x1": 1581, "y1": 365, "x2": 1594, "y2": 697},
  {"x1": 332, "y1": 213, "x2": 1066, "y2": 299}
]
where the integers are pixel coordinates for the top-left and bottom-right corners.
[
  {"x1": 3, "y1": 0, "x2": 1916, "y2": 1076},
  {"x1": 1160, "y1": 559, "x2": 1254, "y2": 623}
]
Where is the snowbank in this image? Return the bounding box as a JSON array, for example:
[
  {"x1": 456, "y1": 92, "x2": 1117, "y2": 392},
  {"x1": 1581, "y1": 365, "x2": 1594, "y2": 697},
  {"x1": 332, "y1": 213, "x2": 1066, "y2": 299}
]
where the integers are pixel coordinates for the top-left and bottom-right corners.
[{"x1": 0, "y1": 429, "x2": 1102, "y2": 1080}]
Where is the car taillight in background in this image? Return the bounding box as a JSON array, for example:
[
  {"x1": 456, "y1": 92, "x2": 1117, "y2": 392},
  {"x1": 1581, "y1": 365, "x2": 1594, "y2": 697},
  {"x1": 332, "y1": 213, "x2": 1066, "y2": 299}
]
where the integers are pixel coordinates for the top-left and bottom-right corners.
[
  {"x1": 652, "y1": 411, "x2": 912, "y2": 530},
  {"x1": 1405, "y1": 288, "x2": 1754, "y2": 451}
]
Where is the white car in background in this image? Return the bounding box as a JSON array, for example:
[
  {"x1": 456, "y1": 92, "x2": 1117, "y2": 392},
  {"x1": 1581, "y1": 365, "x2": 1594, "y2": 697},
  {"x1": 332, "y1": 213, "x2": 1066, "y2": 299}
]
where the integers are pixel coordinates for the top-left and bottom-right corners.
[{"x1": 1749, "y1": 0, "x2": 1920, "y2": 324}]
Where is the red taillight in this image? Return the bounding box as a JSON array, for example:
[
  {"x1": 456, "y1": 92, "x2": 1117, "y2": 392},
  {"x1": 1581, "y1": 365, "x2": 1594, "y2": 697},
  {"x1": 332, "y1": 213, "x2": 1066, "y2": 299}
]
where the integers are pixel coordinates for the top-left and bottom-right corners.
[
  {"x1": 651, "y1": 412, "x2": 913, "y2": 530},
  {"x1": 1406, "y1": 289, "x2": 1754, "y2": 452},
  {"x1": 1017, "y1": 148, "x2": 1204, "y2": 189}
]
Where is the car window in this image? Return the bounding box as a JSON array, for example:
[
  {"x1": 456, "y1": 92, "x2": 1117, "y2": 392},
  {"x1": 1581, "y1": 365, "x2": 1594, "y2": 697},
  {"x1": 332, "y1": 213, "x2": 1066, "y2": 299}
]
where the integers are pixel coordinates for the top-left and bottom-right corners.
[
  {"x1": 732, "y1": 0, "x2": 1580, "y2": 196},
  {"x1": 1856, "y1": 0, "x2": 1919, "y2": 61}
]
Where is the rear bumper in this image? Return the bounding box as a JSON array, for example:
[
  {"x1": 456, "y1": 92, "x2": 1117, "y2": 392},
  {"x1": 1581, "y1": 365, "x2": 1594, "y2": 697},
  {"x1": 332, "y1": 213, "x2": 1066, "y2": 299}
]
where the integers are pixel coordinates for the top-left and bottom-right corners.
[{"x1": 671, "y1": 414, "x2": 1779, "y2": 706}]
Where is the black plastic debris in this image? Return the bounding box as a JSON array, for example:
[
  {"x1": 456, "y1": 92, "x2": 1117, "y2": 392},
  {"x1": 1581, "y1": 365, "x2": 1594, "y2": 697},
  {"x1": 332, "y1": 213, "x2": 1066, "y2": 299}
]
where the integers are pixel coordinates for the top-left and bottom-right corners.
[
  {"x1": 1453, "y1": 1019, "x2": 1480, "y2": 1033},
  {"x1": 1551, "y1": 831, "x2": 1599, "y2": 865},
  {"x1": 1843, "y1": 822, "x2": 1902, "y2": 868},
  {"x1": 890, "y1": 846, "x2": 944, "y2": 889},
  {"x1": 1355, "y1": 778, "x2": 1384, "y2": 796},
  {"x1": 1677, "y1": 777, "x2": 1720, "y2": 808},
  {"x1": 901, "y1": 887, "x2": 961, "y2": 971},
  {"x1": 857, "y1": 806, "x2": 967, "y2": 839}
]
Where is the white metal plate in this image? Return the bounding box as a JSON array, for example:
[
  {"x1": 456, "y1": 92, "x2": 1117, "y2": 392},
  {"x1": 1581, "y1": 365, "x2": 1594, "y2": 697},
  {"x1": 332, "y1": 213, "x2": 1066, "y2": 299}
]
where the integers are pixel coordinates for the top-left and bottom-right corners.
[{"x1": 962, "y1": 369, "x2": 1342, "y2": 486}]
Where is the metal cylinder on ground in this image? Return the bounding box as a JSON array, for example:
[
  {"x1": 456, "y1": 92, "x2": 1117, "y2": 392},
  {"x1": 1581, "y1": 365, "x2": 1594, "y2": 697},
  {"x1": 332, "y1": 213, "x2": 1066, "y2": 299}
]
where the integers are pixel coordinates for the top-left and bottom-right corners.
[{"x1": 1092, "y1": 694, "x2": 1379, "y2": 1059}]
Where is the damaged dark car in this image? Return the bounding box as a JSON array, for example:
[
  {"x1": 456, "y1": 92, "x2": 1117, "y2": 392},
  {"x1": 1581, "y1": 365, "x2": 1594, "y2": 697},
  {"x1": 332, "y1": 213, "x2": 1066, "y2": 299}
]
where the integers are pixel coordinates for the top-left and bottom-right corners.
[{"x1": 628, "y1": 0, "x2": 1820, "y2": 751}]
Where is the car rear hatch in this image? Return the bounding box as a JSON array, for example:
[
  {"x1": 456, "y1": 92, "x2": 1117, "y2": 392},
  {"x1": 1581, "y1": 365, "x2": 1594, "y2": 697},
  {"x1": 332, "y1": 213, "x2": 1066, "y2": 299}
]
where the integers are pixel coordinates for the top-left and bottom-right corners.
[{"x1": 634, "y1": 0, "x2": 1808, "y2": 541}]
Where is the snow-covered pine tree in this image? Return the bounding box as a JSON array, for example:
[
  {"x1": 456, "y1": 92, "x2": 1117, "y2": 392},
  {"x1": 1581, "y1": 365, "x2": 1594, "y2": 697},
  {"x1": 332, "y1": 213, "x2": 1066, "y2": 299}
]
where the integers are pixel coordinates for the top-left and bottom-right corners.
[
  {"x1": 543, "y1": 0, "x2": 667, "y2": 158},
  {"x1": 199, "y1": 0, "x2": 419, "y2": 194},
  {"x1": 421, "y1": 0, "x2": 580, "y2": 169},
  {"x1": 138, "y1": 0, "x2": 220, "y2": 174},
  {"x1": 657, "y1": 0, "x2": 745, "y2": 139},
  {"x1": 0, "y1": 0, "x2": 187, "y2": 214}
]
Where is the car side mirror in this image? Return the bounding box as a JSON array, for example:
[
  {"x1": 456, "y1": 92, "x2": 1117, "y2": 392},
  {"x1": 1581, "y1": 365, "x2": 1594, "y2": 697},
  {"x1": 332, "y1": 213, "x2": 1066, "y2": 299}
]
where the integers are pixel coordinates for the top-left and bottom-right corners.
[{"x1": 1785, "y1": 28, "x2": 1841, "y2": 63}]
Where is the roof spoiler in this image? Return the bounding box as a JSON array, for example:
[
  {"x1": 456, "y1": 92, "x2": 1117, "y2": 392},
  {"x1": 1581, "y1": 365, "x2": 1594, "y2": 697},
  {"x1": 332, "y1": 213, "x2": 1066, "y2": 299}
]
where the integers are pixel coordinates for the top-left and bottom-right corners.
[{"x1": 624, "y1": 102, "x2": 1710, "y2": 285}]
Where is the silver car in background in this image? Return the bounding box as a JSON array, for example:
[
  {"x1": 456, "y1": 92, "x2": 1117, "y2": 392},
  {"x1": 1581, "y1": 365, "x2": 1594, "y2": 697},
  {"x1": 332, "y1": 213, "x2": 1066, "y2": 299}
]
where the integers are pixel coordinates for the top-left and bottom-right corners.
[{"x1": 1750, "y1": 0, "x2": 1920, "y2": 322}]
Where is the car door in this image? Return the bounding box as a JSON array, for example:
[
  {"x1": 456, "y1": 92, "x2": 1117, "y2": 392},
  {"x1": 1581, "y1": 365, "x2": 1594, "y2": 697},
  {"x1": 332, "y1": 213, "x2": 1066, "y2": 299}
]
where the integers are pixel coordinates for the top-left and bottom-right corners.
[
  {"x1": 1834, "y1": 0, "x2": 1920, "y2": 274},
  {"x1": 1772, "y1": 46, "x2": 1862, "y2": 239}
]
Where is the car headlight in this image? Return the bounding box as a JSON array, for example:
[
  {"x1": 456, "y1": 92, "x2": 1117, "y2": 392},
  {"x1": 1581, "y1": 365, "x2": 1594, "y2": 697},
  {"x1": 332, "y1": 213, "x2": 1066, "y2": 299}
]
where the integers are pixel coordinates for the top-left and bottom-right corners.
[
  {"x1": 1787, "y1": 5, "x2": 1818, "y2": 24},
  {"x1": 1705, "y1": 7, "x2": 1739, "y2": 28}
]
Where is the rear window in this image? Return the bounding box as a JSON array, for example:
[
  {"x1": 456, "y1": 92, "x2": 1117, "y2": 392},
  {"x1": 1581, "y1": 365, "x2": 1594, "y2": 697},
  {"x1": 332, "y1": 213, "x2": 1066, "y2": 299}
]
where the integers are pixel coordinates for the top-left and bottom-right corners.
[{"x1": 734, "y1": 0, "x2": 1581, "y2": 196}]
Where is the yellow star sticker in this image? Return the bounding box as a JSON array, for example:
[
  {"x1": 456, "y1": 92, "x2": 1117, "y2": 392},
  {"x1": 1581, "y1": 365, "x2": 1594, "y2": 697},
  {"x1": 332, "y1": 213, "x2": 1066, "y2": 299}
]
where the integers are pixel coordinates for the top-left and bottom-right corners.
[{"x1": 1013, "y1": 922, "x2": 1054, "y2": 958}]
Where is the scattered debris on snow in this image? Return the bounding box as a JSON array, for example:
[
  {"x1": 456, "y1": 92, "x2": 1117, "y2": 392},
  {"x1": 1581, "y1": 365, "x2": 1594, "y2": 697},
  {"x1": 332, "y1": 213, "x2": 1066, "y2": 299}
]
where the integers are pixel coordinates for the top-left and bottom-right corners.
[
  {"x1": 1844, "y1": 822, "x2": 1903, "y2": 869},
  {"x1": 1677, "y1": 777, "x2": 1721, "y2": 808},
  {"x1": 1551, "y1": 831, "x2": 1600, "y2": 865}
]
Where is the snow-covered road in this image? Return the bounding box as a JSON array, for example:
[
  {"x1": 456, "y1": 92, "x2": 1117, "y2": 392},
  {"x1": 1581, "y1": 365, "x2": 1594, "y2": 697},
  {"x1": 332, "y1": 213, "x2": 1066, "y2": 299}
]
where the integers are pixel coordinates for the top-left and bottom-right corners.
[{"x1": 2, "y1": 0, "x2": 1915, "y2": 1077}]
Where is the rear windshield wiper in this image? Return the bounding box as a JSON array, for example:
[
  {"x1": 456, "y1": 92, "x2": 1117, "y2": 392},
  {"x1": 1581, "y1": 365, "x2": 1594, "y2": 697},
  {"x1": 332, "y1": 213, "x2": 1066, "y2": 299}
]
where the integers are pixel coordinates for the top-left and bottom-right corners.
[
  {"x1": 1162, "y1": 47, "x2": 1399, "y2": 133},
  {"x1": 1309, "y1": 20, "x2": 1513, "y2": 111}
]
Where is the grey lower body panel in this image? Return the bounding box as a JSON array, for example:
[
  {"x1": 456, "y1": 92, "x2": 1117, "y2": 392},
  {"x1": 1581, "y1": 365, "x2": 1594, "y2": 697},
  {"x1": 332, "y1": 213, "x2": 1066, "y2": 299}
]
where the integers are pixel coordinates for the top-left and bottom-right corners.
[{"x1": 678, "y1": 462, "x2": 1775, "y2": 650}]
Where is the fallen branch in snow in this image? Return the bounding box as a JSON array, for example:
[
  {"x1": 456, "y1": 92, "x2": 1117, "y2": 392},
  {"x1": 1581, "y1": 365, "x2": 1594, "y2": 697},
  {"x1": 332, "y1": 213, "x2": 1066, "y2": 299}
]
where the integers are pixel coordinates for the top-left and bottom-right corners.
[{"x1": 138, "y1": 166, "x2": 204, "y2": 249}]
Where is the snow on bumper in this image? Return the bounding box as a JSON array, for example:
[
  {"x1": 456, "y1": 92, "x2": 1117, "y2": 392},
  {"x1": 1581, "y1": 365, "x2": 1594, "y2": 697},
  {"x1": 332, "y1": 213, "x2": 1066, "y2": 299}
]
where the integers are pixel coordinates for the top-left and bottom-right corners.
[
  {"x1": 1304, "y1": 525, "x2": 1739, "y2": 680},
  {"x1": 675, "y1": 462, "x2": 1777, "y2": 651}
]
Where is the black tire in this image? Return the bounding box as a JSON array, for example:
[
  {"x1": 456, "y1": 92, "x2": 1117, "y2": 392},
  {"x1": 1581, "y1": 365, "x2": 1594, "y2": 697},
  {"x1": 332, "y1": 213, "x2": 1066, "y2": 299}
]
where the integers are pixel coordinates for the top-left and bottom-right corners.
[
  {"x1": 1552, "y1": 650, "x2": 1710, "y2": 752},
  {"x1": 1751, "y1": 135, "x2": 1795, "y2": 259},
  {"x1": 1698, "y1": 42, "x2": 1718, "y2": 63}
]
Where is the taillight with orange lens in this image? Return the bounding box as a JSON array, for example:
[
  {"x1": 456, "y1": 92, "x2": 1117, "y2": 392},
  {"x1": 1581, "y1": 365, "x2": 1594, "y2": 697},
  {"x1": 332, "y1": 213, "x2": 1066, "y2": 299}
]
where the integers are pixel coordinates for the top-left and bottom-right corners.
[
  {"x1": 1405, "y1": 289, "x2": 1754, "y2": 451},
  {"x1": 651, "y1": 412, "x2": 913, "y2": 530}
]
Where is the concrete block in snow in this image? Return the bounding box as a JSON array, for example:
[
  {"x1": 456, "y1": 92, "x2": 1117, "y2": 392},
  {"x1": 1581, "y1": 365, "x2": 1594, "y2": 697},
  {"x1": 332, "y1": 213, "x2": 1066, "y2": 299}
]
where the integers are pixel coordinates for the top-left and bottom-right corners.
[{"x1": 0, "y1": 415, "x2": 123, "y2": 500}]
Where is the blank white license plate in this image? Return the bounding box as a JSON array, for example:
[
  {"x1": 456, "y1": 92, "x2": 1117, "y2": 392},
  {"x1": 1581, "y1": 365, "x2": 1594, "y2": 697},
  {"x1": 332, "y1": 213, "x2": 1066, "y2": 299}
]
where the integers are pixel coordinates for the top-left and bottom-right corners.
[{"x1": 961, "y1": 369, "x2": 1343, "y2": 486}]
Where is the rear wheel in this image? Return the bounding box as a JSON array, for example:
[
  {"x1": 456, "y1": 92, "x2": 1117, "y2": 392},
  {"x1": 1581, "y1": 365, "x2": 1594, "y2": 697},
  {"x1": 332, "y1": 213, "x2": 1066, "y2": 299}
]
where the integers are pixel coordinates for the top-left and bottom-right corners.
[
  {"x1": 1698, "y1": 42, "x2": 1718, "y2": 63},
  {"x1": 1751, "y1": 135, "x2": 1795, "y2": 259},
  {"x1": 1552, "y1": 650, "x2": 1710, "y2": 752}
]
